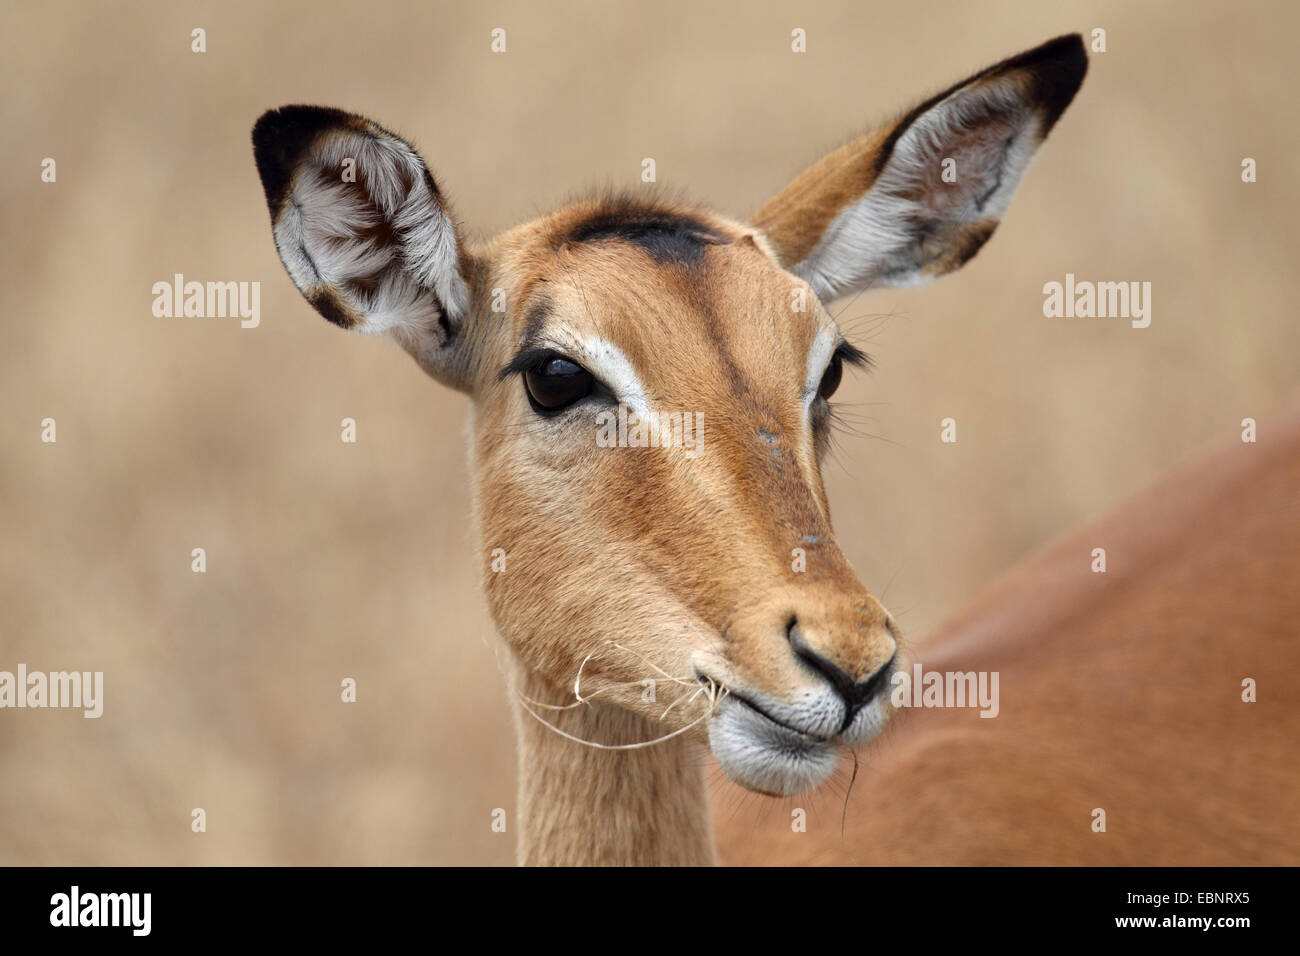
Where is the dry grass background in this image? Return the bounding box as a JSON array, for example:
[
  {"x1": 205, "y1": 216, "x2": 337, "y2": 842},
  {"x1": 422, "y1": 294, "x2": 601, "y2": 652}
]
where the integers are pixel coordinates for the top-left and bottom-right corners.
[{"x1": 1, "y1": 0, "x2": 1295, "y2": 864}]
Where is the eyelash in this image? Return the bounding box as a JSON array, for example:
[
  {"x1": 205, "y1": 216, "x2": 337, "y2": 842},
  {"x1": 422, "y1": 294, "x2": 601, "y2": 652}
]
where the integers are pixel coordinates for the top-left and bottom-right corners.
[
  {"x1": 497, "y1": 347, "x2": 569, "y2": 383},
  {"x1": 831, "y1": 340, "x2": 871, "y2": 372}
]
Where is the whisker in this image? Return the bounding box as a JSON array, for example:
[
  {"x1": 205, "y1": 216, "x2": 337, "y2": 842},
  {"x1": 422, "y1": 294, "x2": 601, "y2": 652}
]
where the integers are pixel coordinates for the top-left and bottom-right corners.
[
  {"x1": 877, "y1": 565, "x2": 903, "y2": 603},
  {"x1": 839, "y1": 748, "x2": 866, "y2": 867}
]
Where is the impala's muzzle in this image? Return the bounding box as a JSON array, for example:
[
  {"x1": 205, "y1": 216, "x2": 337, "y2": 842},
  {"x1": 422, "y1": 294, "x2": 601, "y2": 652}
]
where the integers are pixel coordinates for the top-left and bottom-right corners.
[{"x1": 697, "y1": 597, "x2": 899, "y2": 795}]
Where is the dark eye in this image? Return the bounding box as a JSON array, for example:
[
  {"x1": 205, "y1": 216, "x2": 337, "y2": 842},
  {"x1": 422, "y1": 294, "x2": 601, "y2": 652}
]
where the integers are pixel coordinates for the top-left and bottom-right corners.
[
  {"x1": 524, "y1": 355, "x2": 594, "y2": 412},
  {"x1": 817, "y1": 353, "x2": 844, "y2": 401}
]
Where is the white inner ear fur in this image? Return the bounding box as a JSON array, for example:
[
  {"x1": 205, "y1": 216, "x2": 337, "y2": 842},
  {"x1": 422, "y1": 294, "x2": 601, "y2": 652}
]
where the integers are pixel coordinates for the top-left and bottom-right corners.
[
  {"x1": 794, "y1": 82, "x2": 1042, "y2": 302},
  {"x1": 273, "y1": 128, "x2": 469, "y2": 341}
]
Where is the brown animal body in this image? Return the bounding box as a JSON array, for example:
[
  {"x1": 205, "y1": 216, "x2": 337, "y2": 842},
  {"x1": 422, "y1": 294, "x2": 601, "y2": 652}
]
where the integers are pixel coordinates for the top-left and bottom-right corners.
[{"x1": 715, "y1": 404, "x2": 1300, "y2": 864}]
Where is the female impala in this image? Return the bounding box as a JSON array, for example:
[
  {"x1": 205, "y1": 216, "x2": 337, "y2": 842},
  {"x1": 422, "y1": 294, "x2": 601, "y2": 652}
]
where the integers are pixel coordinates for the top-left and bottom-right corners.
[{"x1": 251, "y1": 36, "x2": 1095, "y2": 865}]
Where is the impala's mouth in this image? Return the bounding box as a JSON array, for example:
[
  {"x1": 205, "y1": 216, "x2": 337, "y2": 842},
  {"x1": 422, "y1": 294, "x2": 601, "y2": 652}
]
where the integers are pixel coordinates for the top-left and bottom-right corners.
[
  {"x1": 717, "y1": 685, "x2": 833, "y2": 742},
  {"x1": 696, "y1": 676, "x2": 834, "y2": 796},
  {"x1": 697, "y1": 671, "x2": 894, "y2": 796},
  {"x1": 706, "y1": 691, "x2": 840, "y2": 796}
]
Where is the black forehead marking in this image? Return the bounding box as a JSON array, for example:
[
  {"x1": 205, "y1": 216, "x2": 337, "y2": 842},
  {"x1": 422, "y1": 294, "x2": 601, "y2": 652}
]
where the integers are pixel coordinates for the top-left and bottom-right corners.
[{"x1": 560, "y1": 200, "x2": 728, "y2": 264}]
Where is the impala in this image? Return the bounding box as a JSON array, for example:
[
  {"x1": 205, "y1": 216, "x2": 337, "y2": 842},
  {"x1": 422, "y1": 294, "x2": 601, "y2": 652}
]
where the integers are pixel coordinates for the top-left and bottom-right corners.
[{"x1": 249, "y1": 33, "x2": 1293, "y2": 866}]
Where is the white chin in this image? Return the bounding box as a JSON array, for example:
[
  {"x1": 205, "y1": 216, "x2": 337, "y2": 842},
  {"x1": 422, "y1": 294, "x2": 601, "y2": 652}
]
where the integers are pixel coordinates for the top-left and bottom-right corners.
[{"x1": 707, "y1": 698, "x2": 840, "y2": 796}]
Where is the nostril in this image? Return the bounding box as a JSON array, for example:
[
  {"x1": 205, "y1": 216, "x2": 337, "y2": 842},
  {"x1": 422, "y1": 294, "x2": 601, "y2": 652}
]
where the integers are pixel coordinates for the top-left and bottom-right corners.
[
  {"x1": 856, "y1": 651, "x2": 896, "y2": 706},
  {"x1": 787, "y1": 620, "x2": 896, "y2": 731},
  {"x1": 787, "y1": 620, "x2": 857, "y2": 692}
]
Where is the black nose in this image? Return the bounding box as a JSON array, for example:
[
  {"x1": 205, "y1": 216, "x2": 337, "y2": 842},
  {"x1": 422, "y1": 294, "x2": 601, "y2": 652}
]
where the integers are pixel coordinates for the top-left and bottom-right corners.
[{"x1": 787, "y1": 618, "x2": 895, "y2": 730}]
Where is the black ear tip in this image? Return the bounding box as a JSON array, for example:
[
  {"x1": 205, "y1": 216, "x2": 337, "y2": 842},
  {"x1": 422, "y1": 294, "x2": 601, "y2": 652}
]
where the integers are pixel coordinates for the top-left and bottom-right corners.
[
  {"x1": 1017, "y1": 34, "x2": 1089, "y2": 132},
  {"x1": 251, "y1": 105, "x2": 352, "y2": 218},
  {"x1": 1045, "y1": 32, "x2": 1089, "y2": 82},
  {"x1": 1043, "y1": 32, "x2": 1087, "y2": 54},
  {"x1": 1005, "y1": 33, "x2": 1088, "y2": 82},
  {"x1": 252, "y1": 105, "x2": 350, "y2": 147}
]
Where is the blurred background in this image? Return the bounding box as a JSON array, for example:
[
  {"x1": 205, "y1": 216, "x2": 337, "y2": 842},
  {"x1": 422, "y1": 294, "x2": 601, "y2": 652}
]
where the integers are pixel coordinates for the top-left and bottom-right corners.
[{"x1": 1, "y1": 0, "x2": 1295, "y2": 864}]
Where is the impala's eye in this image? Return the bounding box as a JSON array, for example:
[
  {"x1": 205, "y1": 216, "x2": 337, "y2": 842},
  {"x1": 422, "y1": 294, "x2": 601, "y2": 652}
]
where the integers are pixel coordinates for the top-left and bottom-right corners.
[
  {"x1": 817, "y1": 352, "x2": 844, "y2": 401},
  {"x1": 524, "y1": 355, "x2": 594, "y2": 412}
]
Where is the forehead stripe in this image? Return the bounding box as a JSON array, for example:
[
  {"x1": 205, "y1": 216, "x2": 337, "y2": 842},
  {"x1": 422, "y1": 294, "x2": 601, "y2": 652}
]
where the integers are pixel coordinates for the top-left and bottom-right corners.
[{"x1": 560, "y1": 200, "x2": 728, "y2": 265}]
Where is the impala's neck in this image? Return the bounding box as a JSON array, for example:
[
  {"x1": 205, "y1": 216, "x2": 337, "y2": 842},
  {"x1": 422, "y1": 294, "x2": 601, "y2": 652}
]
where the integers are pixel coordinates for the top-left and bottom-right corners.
[{"x1": 510, "y1": 667, "x2": 716, "y2": 866}]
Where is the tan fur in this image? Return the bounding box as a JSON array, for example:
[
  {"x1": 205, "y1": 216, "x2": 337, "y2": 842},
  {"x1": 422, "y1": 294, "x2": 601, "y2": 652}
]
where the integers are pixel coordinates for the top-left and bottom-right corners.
[
  {"x1": 512, "y1": 665, "x2": 717, "y2": 866},
  {"x1": 751, "y1": 126, "x2": 892, "y2": 267},
  {"x1": 713, "y1": 403, "x2": 1300, "y2": 864},
  {"x1": 460, "y1": 203, "x2": 894, "y2": 862},
  {"x1": 252, "y1": 36, "x2": 1112, "y2": 865}
]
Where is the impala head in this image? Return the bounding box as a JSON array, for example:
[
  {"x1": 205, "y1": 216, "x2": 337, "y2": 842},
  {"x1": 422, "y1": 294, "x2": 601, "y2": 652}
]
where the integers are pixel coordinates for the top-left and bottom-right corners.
[{"x1": 253, "y1": 36, "x2": 1086, "y2": 796}]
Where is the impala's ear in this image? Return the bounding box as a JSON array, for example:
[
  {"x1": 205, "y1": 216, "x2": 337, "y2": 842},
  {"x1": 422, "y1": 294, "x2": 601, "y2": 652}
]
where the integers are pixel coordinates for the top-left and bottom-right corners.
[
  {"x1": 752, "y1": 34, "x2": 1087, "y2": 302},
  {"x1": 252, "y1": 105, "x2": 475, "y2": 389}
]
